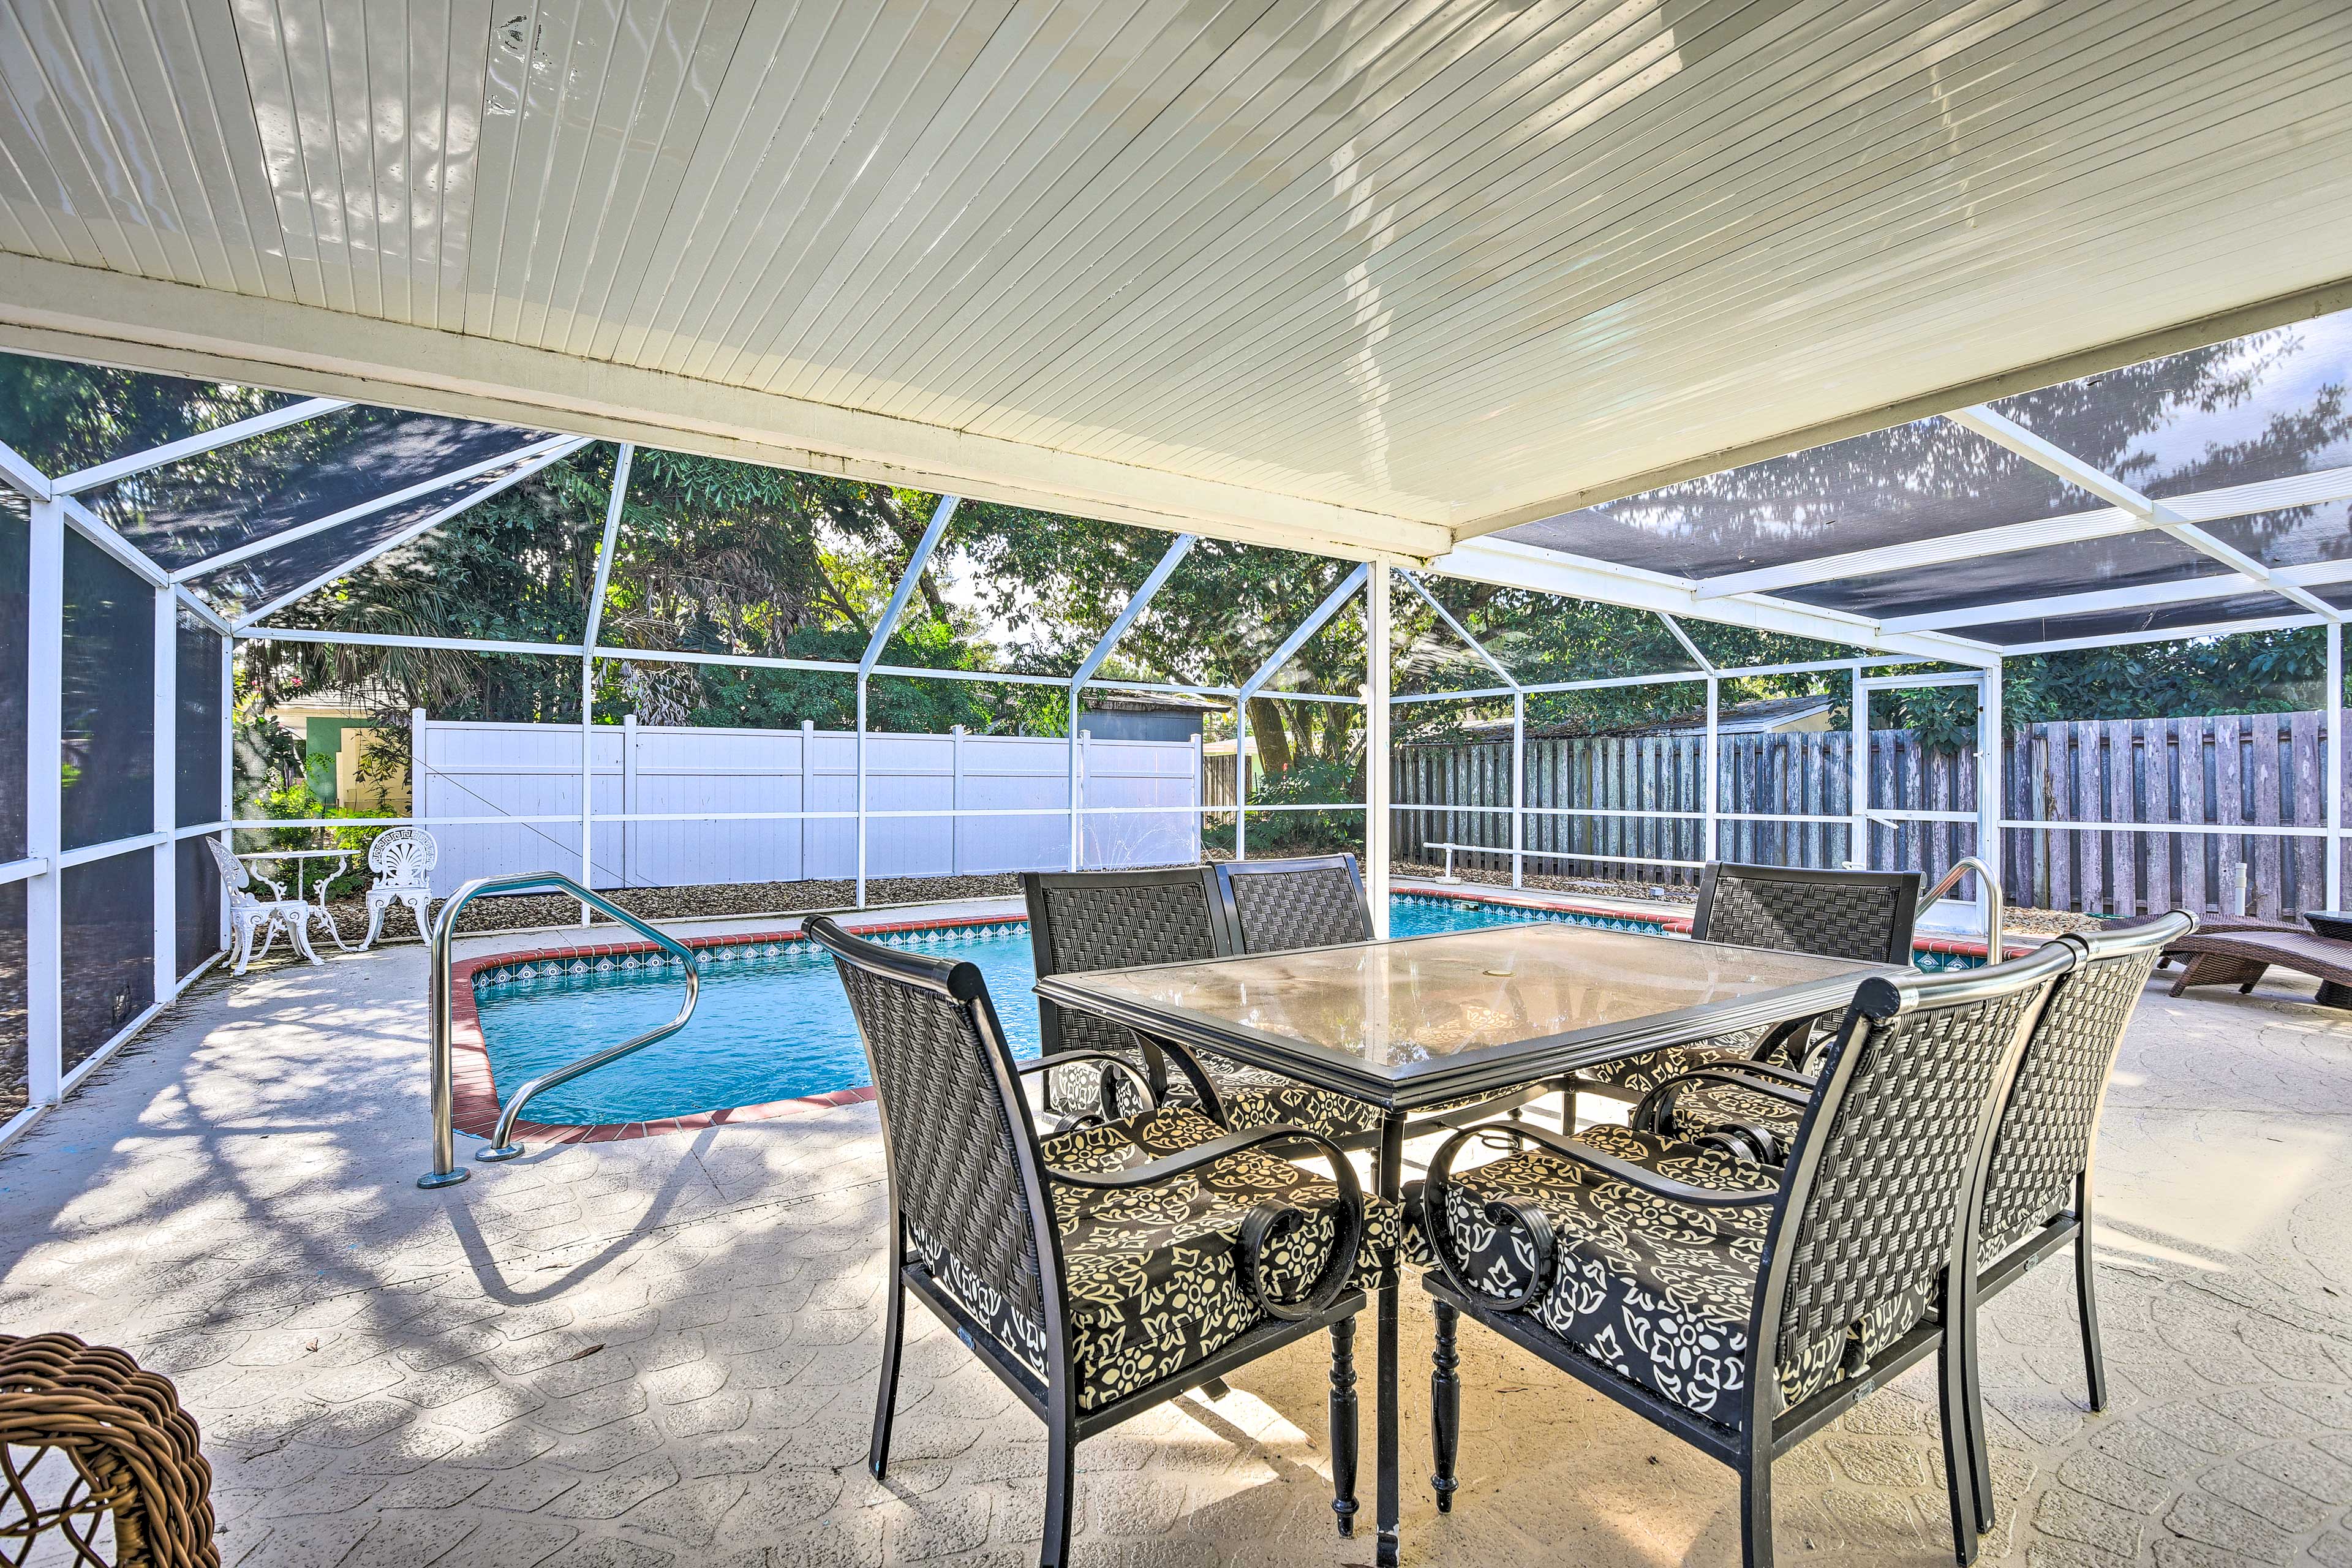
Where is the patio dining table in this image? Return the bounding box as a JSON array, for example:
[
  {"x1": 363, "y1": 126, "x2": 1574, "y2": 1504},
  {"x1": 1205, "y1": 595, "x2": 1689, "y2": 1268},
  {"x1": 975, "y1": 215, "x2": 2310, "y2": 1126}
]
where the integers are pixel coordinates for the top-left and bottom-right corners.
[{"x1": 1035, "y1": 918, "x2": 1904, "y2": 1567}]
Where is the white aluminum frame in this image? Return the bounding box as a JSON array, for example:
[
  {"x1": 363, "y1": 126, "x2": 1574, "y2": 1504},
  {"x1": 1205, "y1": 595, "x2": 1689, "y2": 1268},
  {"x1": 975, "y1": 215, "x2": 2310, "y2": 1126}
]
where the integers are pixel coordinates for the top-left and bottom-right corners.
[{"x1": 15, "y1": 329, "x2": 2352, "y2": 1148}]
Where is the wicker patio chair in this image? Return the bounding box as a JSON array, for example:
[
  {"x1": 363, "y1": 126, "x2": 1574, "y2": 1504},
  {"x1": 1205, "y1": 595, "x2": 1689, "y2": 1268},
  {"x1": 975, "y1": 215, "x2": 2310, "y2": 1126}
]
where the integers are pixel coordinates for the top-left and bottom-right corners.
[
  {"x1": 1212, "y1": 854, "x2": 1375, "y2": 952},
  {"x1": 1417, "y1": 939, "x2": 2075, "y2": 1568},
  {"x1": 0, "y1": 1332, "x2": 217, "y2": 1567},
  {"x1": 807, "y1": 916, "x2": 1390, "y2": 1568},
  {"x1": 1955, "y1": 908, "x2": 2190, "y2": 1529},
  {"x1": 1561, "y1": 862, "x2": 1921, "y2": 1131},
  {"x1": 1022, "y1": 865, "x2": 1385, "y2": 1144}
]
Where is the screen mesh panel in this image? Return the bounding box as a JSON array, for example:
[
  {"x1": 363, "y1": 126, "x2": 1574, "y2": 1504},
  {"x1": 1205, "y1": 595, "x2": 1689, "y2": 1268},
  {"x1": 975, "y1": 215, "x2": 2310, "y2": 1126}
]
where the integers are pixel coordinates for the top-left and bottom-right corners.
[
  {"x1": 177, "y1": 612, "x2": 223, "y2": 827},
  {"x1": 225, "y1": 445, "x2": 599, "y2": 627},
  {"x1": 0, "y1": 880, "x2": 23, "y2": 1122},
  {"x1": 1991, "y1": 311, "x2": 2352, "y2": 502},
  {"x1": 1790, "y1": 532, "x2": 2231, "y2": 620},
  {"x1": 0, "y1": 496, "x2": 26, "y2": 861},
  {"x1": 1496, "y1": 416, "x2": 2094, "y2": 579},
  {"x1": 175, "y1": 835, "x2": 222, "y2": 981},
  {"x1": 79, "y1": 406, "x2": 550, "y2": 571},
  {"x1": 2195, "y1": 502, "x2": 2352, "y2": 568},
  {"x1": 0, "y1": 353, "x2": 303, "y2": 479},
  {"x1": 61, "y1": 848, "x2": 153, "y2": 1072},
  {"x1": 1952, "y1": 590, "x2": 2302, "y2": 647},
  {"x1": 62, "y1": 530, "x2": 154, "y2": 851}
]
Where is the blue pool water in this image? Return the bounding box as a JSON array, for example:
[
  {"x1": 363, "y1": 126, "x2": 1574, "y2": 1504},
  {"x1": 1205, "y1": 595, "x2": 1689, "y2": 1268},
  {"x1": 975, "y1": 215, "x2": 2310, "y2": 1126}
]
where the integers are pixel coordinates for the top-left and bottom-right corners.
[{"x1": 471, "y1": 894, "x2": 1647, "y2": 1125}]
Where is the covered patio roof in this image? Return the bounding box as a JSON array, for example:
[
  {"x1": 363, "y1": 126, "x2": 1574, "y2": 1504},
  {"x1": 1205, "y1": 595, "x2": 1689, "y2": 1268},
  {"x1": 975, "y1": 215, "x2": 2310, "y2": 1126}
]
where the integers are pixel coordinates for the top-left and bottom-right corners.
[{"x1": 0, "y1": 0, "x2": 2346, "y2": 656}]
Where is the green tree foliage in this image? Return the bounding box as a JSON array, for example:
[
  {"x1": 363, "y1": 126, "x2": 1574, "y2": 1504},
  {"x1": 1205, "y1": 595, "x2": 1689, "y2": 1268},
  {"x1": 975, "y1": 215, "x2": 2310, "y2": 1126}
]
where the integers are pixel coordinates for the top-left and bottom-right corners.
[
  {"x1": 0, "y1": 357, "x2": 288, "y2": 476},
  {"x1": 10, "y1": 331, "x2": 2351, "y2": 777}
]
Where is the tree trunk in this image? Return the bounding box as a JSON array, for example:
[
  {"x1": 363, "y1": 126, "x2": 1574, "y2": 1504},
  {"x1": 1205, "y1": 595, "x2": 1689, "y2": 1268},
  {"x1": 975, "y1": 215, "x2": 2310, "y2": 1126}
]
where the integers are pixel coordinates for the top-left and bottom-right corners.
[{"x1": 1248, "y1": 696, "x2": 1294, "y2": 775}]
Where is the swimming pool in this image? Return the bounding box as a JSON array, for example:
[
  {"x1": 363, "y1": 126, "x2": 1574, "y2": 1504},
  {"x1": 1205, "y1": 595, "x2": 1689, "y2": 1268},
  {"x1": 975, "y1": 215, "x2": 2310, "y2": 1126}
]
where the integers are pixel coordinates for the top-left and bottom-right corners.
[{"x1": 467, "y1": 893, "x2": 1626, "y2": 1126}]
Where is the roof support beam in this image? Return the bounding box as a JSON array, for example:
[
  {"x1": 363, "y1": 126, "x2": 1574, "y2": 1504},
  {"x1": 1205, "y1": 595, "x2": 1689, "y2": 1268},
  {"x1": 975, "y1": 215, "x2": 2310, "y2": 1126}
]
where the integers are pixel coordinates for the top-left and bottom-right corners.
[
  {"x1": 1948, "y1": 405, "x2": 2343, "y2": 622},
  {"x1": 1401, "y1": 571, "x2": 1518, "y2": 690},
  {"x1": 0, "y1": 255, "x2": 1449, "y2": 562},
  {"x1": 1239, "y1": 564, "x2": 1369, "y2": 699},
  {"x1": 0, "y1": 438, "x2": 51, "y2": 499},
  {"x1": 1880, "y1": 575, "x2": 2263, "y2": 634},
  {"x1": 1071, "y1": 535, "x2": 1196, "y2": 691},
  {"x1": 2003, "y1": 613, "x2": 2329, "y2": 656},
  {"x1": 49, "y1": 397, "x2": 349, "y2": 494},
  {"x1": 1657, "y1": 614, "x2": 1713, "y2": 672},
  {"x1": 1449, "y1": 276, "x2": 2352, "y2": 543},
  {"x1": 582, "y1": 443, "x2": 635, "y2": 652},
  {"x1": 1428, "y1": 537, "x2": 2000, "y2": 667},
  {"x1": 859, "y1": 496, "x2": 959, "y2": 676},
  {"x1": 60, "y1": 496, "x2": 167, "y2": 587}
]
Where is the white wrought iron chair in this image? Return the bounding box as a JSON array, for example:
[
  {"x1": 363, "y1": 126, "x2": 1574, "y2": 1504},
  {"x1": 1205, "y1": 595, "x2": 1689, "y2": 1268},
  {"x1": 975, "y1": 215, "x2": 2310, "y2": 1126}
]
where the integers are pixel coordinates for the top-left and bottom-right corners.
[
  {"x1": 363, "y1": 827, "x2": 438, "y2": 948},
  {"x1": 206, "y1": 839, "x2": 325, "y2": 975}
]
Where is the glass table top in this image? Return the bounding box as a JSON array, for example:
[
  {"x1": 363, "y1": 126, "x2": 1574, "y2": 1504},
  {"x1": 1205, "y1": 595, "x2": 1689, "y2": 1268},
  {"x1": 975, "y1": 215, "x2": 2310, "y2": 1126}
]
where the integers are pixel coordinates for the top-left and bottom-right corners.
[{"x1": 1039, "y1": 921, "x2": 1895, "y2": 1090}]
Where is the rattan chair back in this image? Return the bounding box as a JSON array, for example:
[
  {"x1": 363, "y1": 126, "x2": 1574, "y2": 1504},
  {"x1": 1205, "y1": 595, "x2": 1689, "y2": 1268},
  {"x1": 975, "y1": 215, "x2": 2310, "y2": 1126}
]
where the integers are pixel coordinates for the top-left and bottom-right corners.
[
  {"x1": 1694, "y1": 862, "x2": 1921, "y2": 965},
  {"x1": 1760, "y1": 941, "x2": 2072, "y2": 1409},
  {"x1": 1020, "y1": 867, "x2": 1227, "y2": 1064},
  {"x1": 1976, "y1": 913, "x2": 2190, "y2": 1253},
  {"x1": 1212, "y1": 854, "x2": 1374, "y2": 954},
  {"x1": 0, "y1": 1332, "x2": 217, "y2": 1567},
  {"x1": 807, "y1": 916, "x2": 1055, "y2": 1366}
]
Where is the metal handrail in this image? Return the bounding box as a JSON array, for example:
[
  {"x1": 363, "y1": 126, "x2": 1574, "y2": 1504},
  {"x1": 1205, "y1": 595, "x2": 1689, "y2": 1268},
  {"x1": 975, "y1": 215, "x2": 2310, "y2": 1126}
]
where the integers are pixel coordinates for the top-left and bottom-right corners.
[
  {"x1": 1917, "y1": 855, "x2": 2005, "y2": 967},
  {"x1": 420, "y1": 871, "x2": 699, "y2": 1189}
]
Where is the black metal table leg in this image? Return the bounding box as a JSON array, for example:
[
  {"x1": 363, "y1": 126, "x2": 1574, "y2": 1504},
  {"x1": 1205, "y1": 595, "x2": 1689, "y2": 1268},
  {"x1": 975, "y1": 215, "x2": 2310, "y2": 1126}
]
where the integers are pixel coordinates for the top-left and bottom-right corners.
[{"x1": 1377, "y1": 1110, "x2": 1404, "y2": 1567}]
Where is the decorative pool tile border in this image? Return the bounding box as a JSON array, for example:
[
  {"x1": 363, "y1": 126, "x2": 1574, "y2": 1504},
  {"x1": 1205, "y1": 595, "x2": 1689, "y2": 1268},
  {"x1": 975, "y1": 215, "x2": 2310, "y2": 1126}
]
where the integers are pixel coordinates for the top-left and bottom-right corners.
[
  {"x1": 1394, "y1": 886, "x2": 2030, "y2": 970},
  {"x1": 446, "y1": 913, "x2": 1030, "y2": 1147},
  {"x1": 453, "y1": 891, "x2": 2035, "y2": 1148}
]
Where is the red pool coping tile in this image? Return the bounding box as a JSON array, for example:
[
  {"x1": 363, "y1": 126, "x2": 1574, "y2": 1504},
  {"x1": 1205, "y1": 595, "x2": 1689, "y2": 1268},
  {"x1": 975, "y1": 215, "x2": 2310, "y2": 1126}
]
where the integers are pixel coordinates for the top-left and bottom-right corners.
[{"x1": 450, "y1": 891, "x2": 2028, "y2": 1150}]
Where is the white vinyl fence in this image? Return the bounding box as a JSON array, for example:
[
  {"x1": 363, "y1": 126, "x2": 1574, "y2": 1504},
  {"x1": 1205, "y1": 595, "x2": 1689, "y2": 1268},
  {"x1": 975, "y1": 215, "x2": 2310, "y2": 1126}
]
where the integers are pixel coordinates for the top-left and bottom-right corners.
[{"x1": 417, "y1": 717, "x2": 1204, "y2": 891}]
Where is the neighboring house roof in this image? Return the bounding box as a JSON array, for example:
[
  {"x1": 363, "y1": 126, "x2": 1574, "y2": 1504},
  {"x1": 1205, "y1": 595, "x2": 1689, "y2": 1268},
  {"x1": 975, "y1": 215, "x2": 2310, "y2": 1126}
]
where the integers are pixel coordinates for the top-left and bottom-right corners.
[
  {"x1": 1081, "y1": 692, "x2": 1229, "y2": 715},
  {"x1": 1635, "y1": 695, "x2": 1837, "y2": 737}
]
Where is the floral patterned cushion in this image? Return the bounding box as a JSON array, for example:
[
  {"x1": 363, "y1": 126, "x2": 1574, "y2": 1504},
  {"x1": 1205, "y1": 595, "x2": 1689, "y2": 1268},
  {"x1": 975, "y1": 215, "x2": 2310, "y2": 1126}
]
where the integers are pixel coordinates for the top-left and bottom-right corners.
[
  {"x1": 1577, "y1": 1014, "x2": 1839, "y2": 1095},
  {"x1": 923, "y1": 1106, "x2": 1395, "y2": 1412},
  {"x1": 1574, "y1": 1039, "x2": 1760, "y2": 1093},
  {"x1": 1659, "y1": 1079, "x2": 1809, "y2": 1161},
  {"x1": 1420, "y1": 1124, "x2": 1917, "y2": 1425}
]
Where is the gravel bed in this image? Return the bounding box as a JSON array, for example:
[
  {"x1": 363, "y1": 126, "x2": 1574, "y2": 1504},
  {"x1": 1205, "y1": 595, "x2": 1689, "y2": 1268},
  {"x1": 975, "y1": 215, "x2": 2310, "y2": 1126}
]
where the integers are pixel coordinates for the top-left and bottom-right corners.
[{"x1": 291, "y1": 873, "x2": 1033, "y2": 945}]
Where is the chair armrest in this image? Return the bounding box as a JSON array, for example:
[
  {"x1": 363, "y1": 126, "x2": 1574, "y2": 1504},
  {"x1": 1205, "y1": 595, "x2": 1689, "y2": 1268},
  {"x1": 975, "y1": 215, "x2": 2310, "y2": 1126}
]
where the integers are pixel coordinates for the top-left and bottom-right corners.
[
  {"x1": 1632, "y1": 1061, "x2": 1813, "y2": 1129},
  {"x1": 251, "y1": 870, "x2": 287, "y2": 899},
  {"x1": 1419, "y1": 1124, "x2": 1560, "y2": 1312},
  {"x1": 1013, "y1": 1050, "x2": 1159, "y2": 1127},
  {"x1": 1047, "y1": 1124, "x2": 1364, "y2": 1322},
  {"x1": 1126, "y1": 1028, "x2": 1228, "y2": 1126},
  {"x1": 1503, "y1": 1120, "x2": 1779, "y2": 1209}
]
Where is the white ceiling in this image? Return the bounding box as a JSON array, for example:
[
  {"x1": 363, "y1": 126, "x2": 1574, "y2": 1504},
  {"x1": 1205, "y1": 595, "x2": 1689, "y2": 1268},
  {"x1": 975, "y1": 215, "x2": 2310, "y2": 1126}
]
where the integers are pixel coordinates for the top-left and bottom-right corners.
[{"x1": 1, "y1": 0, "x2": 2349, "y2": 566}]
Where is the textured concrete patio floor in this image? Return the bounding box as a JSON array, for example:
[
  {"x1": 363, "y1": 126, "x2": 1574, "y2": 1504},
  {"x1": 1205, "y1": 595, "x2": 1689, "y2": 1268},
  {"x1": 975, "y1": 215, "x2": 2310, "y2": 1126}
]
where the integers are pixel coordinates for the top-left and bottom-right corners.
[{"x1": 4, "y1": 936, "x2": 2352, "y2": 1568}]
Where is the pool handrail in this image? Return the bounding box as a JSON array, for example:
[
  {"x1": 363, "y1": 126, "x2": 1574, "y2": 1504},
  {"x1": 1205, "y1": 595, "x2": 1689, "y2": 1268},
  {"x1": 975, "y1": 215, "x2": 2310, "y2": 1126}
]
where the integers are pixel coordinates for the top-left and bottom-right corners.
[{"x1": 420, "y1": 871, "x2": 700, "y2": 1189}]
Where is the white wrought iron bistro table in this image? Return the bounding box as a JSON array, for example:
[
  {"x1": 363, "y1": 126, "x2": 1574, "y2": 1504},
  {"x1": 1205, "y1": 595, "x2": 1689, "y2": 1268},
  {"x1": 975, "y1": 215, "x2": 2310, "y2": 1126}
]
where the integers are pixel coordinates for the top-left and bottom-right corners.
[{"x1": 1036, "y1": 919, "x2": 1904, "y2": 1567}]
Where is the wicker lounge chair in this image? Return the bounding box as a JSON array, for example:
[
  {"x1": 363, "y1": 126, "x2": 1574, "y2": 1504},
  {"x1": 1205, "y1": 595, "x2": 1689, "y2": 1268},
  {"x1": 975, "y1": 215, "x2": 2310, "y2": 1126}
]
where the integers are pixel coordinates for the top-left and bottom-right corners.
[
  {"x1": 807, "y1": 915, "x2": 1388, "y2": 1568},
  {"x1": 1562, "y1": 862, "x2": 1921, "y2": 1130},
  {"x1": 1417, "y1": 940, "x2": 2076, "y2": 1568},
  {"x1": 2157, "y1": 913, "x2": 2352, "y2": 1005}
]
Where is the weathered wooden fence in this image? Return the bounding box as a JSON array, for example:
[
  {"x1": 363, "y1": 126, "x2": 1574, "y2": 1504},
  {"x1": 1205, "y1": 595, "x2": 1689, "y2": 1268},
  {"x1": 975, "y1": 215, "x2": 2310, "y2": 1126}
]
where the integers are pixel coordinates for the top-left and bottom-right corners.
[{"x1": 1396, "y1": 710, "x2": 2352, "y2": 919}]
